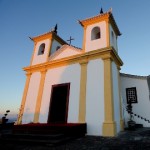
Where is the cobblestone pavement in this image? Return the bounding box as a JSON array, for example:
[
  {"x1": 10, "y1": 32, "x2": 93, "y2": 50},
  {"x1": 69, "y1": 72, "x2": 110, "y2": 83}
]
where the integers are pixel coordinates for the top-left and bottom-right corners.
[{"x1": 1, "y1": 128, "x2": 150, "y2": 150}]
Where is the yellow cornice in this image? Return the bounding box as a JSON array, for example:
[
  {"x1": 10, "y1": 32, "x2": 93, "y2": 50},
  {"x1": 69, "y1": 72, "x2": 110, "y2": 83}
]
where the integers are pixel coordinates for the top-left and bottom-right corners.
[
  {"x1": 30, "y1": 31, "x2": 67, "y2": 44},
  {"x1": 101, "y1": 47, "x2": 123, "y2": 67},
  {"x1": 23, "y1": 47, "x2": 123, "y2": 73},
  {"x1": 31, "y1": 32, "x2": 53, "y2": 42},
  {"x1": 79, "y1": 12, "x2": 121, "y2": 36},
  {"x1": 79, "y1": 13, "x2": 109, "y2": 27}
]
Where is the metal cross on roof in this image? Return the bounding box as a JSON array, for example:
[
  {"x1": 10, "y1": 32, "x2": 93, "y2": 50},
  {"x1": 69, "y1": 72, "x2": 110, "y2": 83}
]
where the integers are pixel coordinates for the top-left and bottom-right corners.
[{"x1": 67, "y1": 36, "x2": 74, "y2": 45}]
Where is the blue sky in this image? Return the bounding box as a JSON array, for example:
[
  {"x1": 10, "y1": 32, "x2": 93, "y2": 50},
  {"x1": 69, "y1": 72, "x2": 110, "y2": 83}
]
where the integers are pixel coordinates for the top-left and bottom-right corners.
[{"x1": 1, "y1": 0, "x2": 150, "y2": 117}]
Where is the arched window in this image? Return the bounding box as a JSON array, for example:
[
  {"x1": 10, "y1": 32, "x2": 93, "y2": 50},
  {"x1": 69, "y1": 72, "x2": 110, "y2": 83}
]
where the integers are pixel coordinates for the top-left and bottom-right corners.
[
  {"x1": 56, "y1": 46, "x2": 60, "y2": 51},
  {"x1": 38, "y1": 43, "x2": 45, "y2": 55},
  {"x1": 111, "y1": 31, "x2": 115, "y2": 44},
  {"x1": 91, "y1": 26, "x2": 101, "y2": 40}
]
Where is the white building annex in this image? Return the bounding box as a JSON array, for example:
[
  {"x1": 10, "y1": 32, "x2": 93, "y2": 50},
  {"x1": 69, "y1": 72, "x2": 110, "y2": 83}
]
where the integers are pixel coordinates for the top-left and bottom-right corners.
[
  {"x1": 16, "y1": 8, "x2": 150, "y2": 137},
  {"x1": 121, "y1": 73, "x2": 150, "y2": 128}
]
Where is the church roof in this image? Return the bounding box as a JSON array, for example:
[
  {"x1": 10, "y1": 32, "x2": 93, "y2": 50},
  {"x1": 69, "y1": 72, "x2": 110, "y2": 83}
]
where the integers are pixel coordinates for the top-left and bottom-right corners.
[
  {"x1": 120, "y1": 73, "x2": 147, "y2": 79},
  {"x1": 78, "y1": 10, "x2": 121, "y2": 36},
  {"x1": 49, "y1": 44, "x2": 82, "y2": 61},
  {"x1": 29, "y1": 31, "x2": 67, "y2": 44}
]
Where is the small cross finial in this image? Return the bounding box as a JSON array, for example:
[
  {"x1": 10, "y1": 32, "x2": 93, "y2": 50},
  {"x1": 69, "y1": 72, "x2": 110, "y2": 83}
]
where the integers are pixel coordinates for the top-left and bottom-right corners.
[
  {"x1": 100, "y1": 7, "x2": 103, "y2": 14},
  {"x1": 67, "y1": 36, "x2": 74, "y2": 45}
]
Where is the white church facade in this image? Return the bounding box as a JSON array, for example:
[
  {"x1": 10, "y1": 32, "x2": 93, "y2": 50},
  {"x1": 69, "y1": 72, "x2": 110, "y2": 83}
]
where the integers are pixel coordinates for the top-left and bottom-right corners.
[{"x1": 16, "y1": 9, "x2": 150, "y2": 137}]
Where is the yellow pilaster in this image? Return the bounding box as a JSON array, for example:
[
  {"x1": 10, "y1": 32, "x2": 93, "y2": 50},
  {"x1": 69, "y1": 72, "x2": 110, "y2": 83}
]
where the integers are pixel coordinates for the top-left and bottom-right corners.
[
  {"x1": 30, "y1": 42, "x2": 37, "y2": 65},
  {"x1": 102, "y1": 58, "x2": 116, "y2": 136},
  {"x1": 17, "y1": 72, "x2": 32, "y2": 124},
  {"x1": 33, "y1": 69, "x2": 47, "y2": 123},
  {"x1": 106, "y1": 20, "x2": 110, "y2": 47},
  {"x1": 78, "y1": 60, "x2": 88, "y2": 123},
  {"x1": 117, "y1": 66, "x2": 124, "y2": 131},
  {"x1": 82, "y1": 27, "x2": 87, "y2": 52}
]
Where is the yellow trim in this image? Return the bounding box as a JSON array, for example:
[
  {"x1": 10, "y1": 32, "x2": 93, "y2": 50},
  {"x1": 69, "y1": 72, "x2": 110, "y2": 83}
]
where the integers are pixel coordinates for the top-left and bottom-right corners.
[
  {"x1": 31, "y1": 31, "x2": 67, "y2": 44},
  {"x1": 32, "y1": 32, "x2": 52, "y2": 42},
  {"x1": 17, "y1": 72, "x2": 32, "y2": 124},
  {"x1": 117, "y1": 67, "x2": 124, "y2": 131},
  {"x1": 33, "y1": 69, "x2": 47, "y2": 123},
  {"x1": 80, "y1": 13, "x2": 109, "y2": 28},
  {"x1": 82, "y1": 27, "x2": 87, "y2": 52},
  {"x1": 23, "y1": 47, "x2": 123, "y2": 73},
  {"x1": 79, "y1": 12, "x2": 121, "y2": 36},
  {"x1": 102, "y1": 58, "x2": 116, "y2": 136},
  {"x1": 78, "y1": 60, "x2": 88, "y2": 123}
]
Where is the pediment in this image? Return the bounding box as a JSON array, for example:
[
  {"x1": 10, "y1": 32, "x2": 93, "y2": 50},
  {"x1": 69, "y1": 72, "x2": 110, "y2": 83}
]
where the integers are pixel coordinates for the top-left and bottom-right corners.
[{"x1": 49, "y1": 44, "x2": 82, "y2": 60}]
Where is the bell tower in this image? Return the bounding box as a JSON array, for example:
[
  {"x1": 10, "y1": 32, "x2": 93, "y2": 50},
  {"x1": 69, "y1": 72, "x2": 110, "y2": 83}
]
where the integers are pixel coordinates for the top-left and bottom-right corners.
[
  {"x1": 79, "y1": 8, "x2": 121, "y2": 52},
  {"x1": 29, "y1": 27, "x2": 67, "y2": 66},
  {"x1": 79, "y1": 9, "x2": 124, "y2": 137}
]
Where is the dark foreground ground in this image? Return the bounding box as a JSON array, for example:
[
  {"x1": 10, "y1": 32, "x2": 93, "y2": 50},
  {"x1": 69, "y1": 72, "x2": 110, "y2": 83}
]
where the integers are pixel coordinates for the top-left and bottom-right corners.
[{"x1": 1, "y1": 127, "x2": 150, "y2": 150}]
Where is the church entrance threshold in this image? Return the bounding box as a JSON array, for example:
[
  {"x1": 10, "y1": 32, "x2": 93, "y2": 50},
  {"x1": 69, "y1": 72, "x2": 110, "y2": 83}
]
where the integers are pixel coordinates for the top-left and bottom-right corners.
[{"x1": 48, "y1": 83, "x2": 70, "y2": 124}]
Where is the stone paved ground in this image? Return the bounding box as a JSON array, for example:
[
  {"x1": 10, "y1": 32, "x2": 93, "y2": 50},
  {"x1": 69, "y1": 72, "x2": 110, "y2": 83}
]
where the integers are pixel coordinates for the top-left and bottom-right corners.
[{"x1": 1, "y1": 128, "x2": 150, "y2": 150}]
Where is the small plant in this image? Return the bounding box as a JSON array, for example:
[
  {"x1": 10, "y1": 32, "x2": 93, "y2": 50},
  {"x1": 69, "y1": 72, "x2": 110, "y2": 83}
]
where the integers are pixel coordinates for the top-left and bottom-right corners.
[
  {"x1": 2, "y1": 110, "x2": 10, "y2": 124},
  {"x1": 126, "y1": 101, "x2": 133, "y2": 120},
  {"x1": 126, "y1": 101, "x2": 136, "y2": 129}
]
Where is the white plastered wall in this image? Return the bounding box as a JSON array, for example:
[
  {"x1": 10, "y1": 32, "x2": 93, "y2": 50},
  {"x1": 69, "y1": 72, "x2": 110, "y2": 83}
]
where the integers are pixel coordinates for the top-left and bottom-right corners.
[
  {"x1": 32, "y1": 39, "x2": 51, "y2": 65},
  {"x1": 39, "y1": 64, "x2": 81, "y2": 123},
  {"x1": 86, "y1": 59, "x2": 104, "y2": 135},
  {"x1": 22, "y1": 72, "x2": 41, "y2": 124},
  {"x1": 120, "y1": 75, "x2": 150, "y2": 127},
  {"x1": 109, "y1": 25, "x2": 118, "y2": 52},
  {"x1": 50, "y1": 39, "x2": 62, "y2": 55},
  {"x1": 85, "y1": 21, "x2": 107, "y2": 52},
  {"x1": 112, "y1": 62, "x2": 120, "y2": 133}
]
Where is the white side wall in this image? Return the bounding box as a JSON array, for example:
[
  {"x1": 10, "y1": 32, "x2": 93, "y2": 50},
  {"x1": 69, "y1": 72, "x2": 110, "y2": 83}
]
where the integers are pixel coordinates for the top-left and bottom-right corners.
[
  {"x1": 32, "y1": 39, "x2": 51, "y2": 65},
  {"x1": 22, "y1": 72, "x2": 41, "y2": 124},
  {"x1": 86, "y1": 59, "x2": 104, "y2": 135},
  {"x1": 112, "y1": 62, "x2": 120, "y2": 133},
  {"x1": 85, "y1": 21, "x2": 107, "y2": 52},
  {"x1": 39, "y1": 64, "x2": 81, "y2": 123},
  {"x1": 121, "y1": 75, "x2": 150, "y2": 127},
  {"x1": 50, "y1": 39, "x2": 62, "y2": 55},
  {"x1": 109, "y1": 25, "x2": 118, "y2": 52}
]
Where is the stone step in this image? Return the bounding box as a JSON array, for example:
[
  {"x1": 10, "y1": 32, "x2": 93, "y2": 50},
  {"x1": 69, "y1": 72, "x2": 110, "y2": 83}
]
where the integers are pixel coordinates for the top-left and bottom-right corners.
[
  {"x1": 1, "y1": 133, "x2": 77, "y2": 146},
  {"x1": 2, "y1": 132, "x2": 65, "y2": 140},
  {"x1": 135, "y1": 124, "x2": 143, "y2": 128}
]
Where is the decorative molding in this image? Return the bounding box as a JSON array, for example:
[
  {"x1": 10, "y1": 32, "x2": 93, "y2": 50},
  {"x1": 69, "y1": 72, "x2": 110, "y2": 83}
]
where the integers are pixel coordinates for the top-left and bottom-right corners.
[
  {"x1": 79, "y1": 12, "x2": 121, "y2": 36},
  {"x1": 31, "y1": 32, "x2": 52, "y2": 42},
  {"x1": 23, "y1": 47, "x2": 123, "y2": 74},
  {"x1": 31, "y1": 31, "x2": 67, "y2": 44}
]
